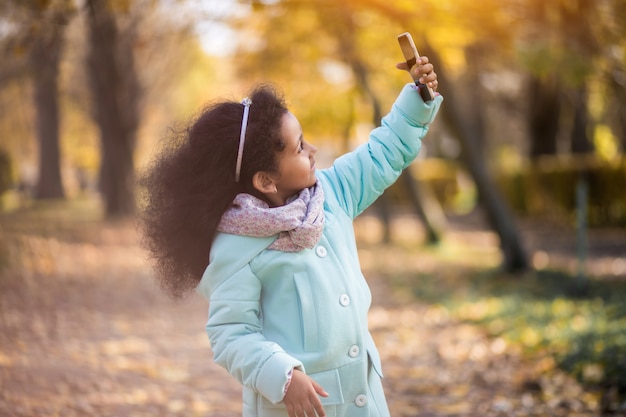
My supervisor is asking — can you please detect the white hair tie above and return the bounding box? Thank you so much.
[235,97,252,182]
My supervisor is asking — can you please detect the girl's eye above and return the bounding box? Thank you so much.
[299,141,304,152]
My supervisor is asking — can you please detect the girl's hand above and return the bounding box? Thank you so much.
[283,369,329,417]
[396,55,438,91]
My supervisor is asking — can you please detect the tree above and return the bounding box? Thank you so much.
[528,74,560,158]
[86,0,140,218]
[31,5,70,199]
[0,0,74,199]
[520,0,624,158]
[427,41,528,271]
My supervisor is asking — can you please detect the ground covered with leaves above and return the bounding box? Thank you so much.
[0,199,624,416]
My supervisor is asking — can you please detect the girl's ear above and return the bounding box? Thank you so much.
[252,171,278,195]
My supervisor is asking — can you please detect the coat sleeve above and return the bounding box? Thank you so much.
[201,264,303,404]
[317,84,443,218]
[197,233,303,405]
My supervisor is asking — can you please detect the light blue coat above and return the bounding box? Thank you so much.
[197,84,443,417]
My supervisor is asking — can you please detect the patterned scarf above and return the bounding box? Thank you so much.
[218,182,325,252]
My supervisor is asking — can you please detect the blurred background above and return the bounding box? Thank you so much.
[0,0,625,416]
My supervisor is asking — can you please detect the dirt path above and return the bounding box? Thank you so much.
[0,210,617,416]
[0,221,241,417]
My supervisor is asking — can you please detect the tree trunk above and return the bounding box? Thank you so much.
[559,0,595,156]
[86,0,138,218]
[401,171,444,244]
[570,85,594,154]
[608,67,626,152]
[425,41,529,272]
[31,23,65,199]
[528,74,560,158]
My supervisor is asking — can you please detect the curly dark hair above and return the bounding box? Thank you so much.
[139,84,289,298]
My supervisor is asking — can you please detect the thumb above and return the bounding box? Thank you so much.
[312,380,329,397]
[396,62,410,71]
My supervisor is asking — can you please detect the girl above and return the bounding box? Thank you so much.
[141,58,442,417]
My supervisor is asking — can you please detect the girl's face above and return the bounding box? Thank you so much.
[271,111,317,205]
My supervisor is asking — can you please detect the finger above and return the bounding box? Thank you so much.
[397,59,423,72]
[303,404,318,417]
[312,381,329,397]
[419,55,430,65]
[396,62,410,71]
[426,71,438,90]
[420,73,432,85]
[314,401,326,417]
[421,80,438,91]
[412,69,428,83]
[417,64,434,80]
[420,71,437,86]
[421,63,434,75]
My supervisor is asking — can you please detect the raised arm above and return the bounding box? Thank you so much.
[317,83,443,218]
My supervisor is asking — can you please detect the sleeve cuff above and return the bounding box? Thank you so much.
[393,83,443,126]
[255,351,304,404]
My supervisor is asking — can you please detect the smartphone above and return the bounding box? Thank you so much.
[397,32,434,102]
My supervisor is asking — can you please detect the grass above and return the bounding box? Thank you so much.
[395,265,626,410]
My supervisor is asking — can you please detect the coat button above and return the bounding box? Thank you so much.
[348,345,360,358]
[355,394,367,407]
[339,294,350,306]
[315,246,327,258]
